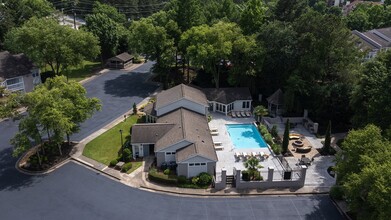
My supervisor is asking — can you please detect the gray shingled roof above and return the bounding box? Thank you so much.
[109,52,134,62]
[0,51,36,80]
[155,84,208,109]
[131,123,174,144]
[267,89,284,105]
[352,27,391,51]
[203,87,252,104]
[141,108,217,162]
[142,102,156,116]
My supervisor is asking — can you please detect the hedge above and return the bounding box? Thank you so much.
[121,162,132,172]
[148,168,177,185]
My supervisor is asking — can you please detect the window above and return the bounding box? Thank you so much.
[201,163,206,166]
[165,152,175,155]
[222,105,226,112]
[6,78,21,85]
[242,101,250,108]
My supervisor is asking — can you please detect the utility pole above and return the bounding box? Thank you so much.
[73,11,76,29]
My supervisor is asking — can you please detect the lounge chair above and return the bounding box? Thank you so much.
[214,141,222,146]
[210,127,218,132]
[214,146,224,151]
[235,152,242,157]
[245,111,251,117]
[231,112,236,118]
[236,112,242,118]
[240,111,246,117]
[210,131,219,136]
[251,152,257,157]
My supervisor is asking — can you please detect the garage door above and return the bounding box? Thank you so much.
[188,162,207,178]
[165,152,176,162]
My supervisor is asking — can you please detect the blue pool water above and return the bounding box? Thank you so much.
[226,124,268,149]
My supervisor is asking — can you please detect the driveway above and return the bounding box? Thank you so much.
[0,162,344,220]
[72,61,159,141]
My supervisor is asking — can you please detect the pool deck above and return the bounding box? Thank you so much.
[208,113,285,176]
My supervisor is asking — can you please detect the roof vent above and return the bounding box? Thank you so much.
[202,140,205,143]
[155,133,158,136]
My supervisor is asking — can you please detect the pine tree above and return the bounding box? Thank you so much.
[282,119,290,154]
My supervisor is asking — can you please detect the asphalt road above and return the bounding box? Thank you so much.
[72,61,159,141]
[0,62,344,220]
[0,162,344,220]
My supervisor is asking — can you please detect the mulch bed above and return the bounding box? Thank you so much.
[19,142,76,172]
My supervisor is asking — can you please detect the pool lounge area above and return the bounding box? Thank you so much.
[208,113,285,176]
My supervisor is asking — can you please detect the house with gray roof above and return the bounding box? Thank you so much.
[352,27,391,60]
[203,87,252,115]
[0,51,41,93]
[267,89,284,117]
[133,84,253,178]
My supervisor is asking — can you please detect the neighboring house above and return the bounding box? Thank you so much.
[0,51,41,93]
[352,27,391,60]
[144,84,209,123]
[132,84,253,178]
[267,89,284,117]
[203,87,252,115]
[106,52,134,69]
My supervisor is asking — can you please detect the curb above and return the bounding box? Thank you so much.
[139,185,330,197]
[70,157,121,181]
[330,197,351,220]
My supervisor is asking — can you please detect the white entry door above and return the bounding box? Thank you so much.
[138,145,143,157]
[188,162,207,177]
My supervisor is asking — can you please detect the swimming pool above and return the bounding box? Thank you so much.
[226,124,268,149]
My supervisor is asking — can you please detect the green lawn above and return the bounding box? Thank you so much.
[41,60,101,82]
[83,115,139,165]
[66,61,101,82]
[127,161,143,174]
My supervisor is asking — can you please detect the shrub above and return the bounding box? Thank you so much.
[177,175,188,184]
[163,168,170,175]
[264,133,273,145]
[148,168,177,185]
[242,170,250,181]
[207,114,212,122]
[330,185,344,200]
[271,125,278,138]
[109,159,118,167]
[197,172,212,186]
[121,162,132,172]
[122,148,132,162]
[258,124,269,136]
[191,177,199,185]
[254,171,263,181]
[272,143,282,155]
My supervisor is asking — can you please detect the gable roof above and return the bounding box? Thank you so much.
[153,108,217,162]
[267,89,284,105]
[203,87,252,104]
[352,27,391,51]
[0,51,36,80]
[143,102,157,116]
[155,84,208,109]
[109,52,134,62]
[131,123,174,144]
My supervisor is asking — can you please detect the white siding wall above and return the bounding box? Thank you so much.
[233,100,252,111]
[157,99,206,116]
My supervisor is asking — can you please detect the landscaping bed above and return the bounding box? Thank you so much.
[148,168,211,189]
[18,142,76,172]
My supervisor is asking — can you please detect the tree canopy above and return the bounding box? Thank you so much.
[335,125,391,219]
[11,76,101,158]
[4,17,100,75]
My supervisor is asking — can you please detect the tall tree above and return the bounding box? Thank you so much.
[243,156,263,180]
[282,119,290,154]
[239,0,268,35]
[180,21,245,88]
[84,13,122,61]
[10,76,101,157]
[322,120,332,154]
[4,17,100,75]
[274,0,308,21]
[92,1,127,24]
[129,17,175,75]
[253,105,268,122]
[351,50,391,130]
[289,10,359,127]
[335,125,391,219]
